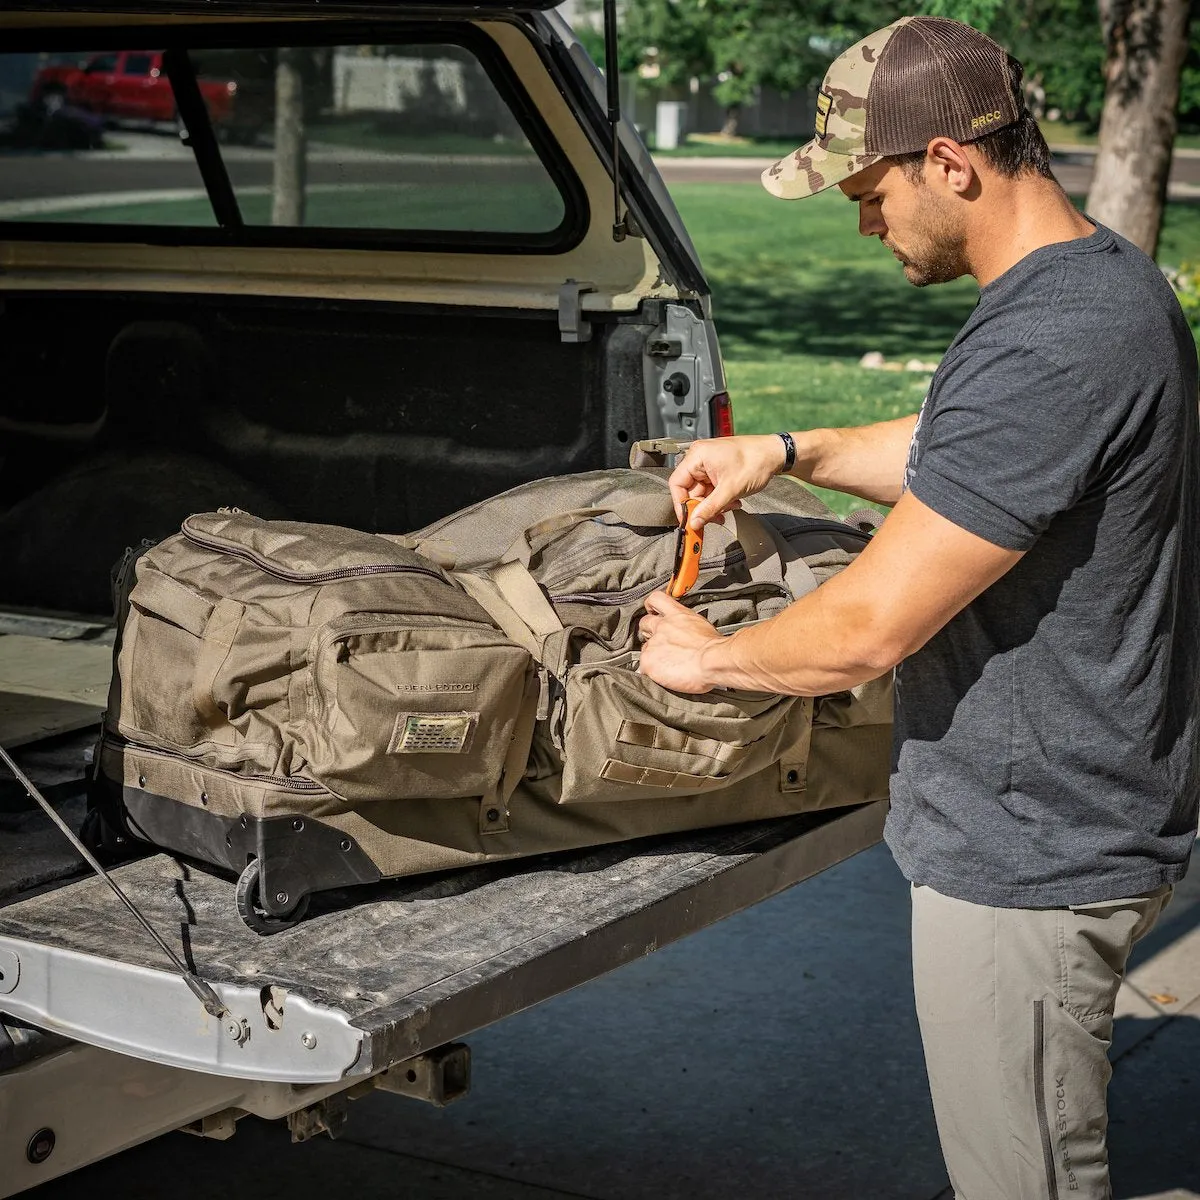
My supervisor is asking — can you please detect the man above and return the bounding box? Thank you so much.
[636,15,1199,1199]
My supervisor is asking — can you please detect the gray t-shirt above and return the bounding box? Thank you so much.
[885,223,1200,908]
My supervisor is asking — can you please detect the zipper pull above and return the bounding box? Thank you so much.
[536,667,552,722]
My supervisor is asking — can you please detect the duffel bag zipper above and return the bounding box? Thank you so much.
[110,735,329,793]
[552,577,791,607]
[542,516,869,602]
[307,612,505,723]
[182,519,446,586]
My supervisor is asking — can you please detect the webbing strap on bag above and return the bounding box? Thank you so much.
[599,758,731,791]
[192,597,244,743]
[453,565,566,720]
[728,509,819,601]
[488,561,565,641]
[452,571,551,662]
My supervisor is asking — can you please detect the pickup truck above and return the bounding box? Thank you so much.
[0,1,887,1194]
[30,49,245,137]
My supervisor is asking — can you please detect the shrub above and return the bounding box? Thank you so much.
[1163,263,1200,343]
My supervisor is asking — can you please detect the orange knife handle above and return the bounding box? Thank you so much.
[667,499,703,599]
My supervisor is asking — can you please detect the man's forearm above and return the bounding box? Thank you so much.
[696,582,895,696]
[787,414,918,505]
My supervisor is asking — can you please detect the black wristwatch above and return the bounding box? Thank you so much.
[777,431,796,473]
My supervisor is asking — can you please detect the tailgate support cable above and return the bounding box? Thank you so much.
[603,0,628,242]
[0,742,231,1022]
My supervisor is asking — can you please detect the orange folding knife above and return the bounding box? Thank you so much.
[667,498,704,599]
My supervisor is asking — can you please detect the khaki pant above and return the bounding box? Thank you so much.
[911,882,1171,1200]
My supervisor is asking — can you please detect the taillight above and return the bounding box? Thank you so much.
[710,391,734,437]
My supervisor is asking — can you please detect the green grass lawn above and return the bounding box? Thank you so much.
[306,118,537,158]
[669,182,1200,513]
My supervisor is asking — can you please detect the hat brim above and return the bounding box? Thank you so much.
[761,138,881,200]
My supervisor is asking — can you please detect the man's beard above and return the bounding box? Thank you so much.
[885,192,968,287]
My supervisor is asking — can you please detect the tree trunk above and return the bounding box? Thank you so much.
[720,105,741,138]
[1086,0,1190,258]
[272,48,307,227]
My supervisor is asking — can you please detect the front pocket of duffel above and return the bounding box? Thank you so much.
[305,619,535,804]
[558,658,800,803]
[117,565,236,753]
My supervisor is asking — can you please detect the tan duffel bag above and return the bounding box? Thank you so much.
[92,469,892,933]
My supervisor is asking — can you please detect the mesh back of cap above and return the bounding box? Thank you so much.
[865,17,1019,156]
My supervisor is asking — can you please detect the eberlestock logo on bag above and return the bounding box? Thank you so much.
[971,110,1002,131]
[396,682,476,693]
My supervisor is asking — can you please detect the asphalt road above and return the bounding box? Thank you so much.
[0,145,548,211]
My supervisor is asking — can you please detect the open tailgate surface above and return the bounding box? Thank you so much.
[0,769,883,1083]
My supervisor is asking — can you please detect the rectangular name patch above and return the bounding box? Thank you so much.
[389,711,478,755]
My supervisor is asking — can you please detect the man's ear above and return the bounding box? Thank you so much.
[925,137,974,195]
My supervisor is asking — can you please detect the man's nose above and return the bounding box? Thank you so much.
[858,203,886,238]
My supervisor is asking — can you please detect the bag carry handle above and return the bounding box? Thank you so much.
[129,569,215,637]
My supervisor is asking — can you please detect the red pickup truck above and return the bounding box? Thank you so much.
[31,49,238,128]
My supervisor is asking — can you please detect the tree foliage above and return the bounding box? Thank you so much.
[612,0,1196,134]
[615,0,896,127]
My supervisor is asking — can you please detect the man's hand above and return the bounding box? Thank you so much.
[669,435,787,530]
[637,590,723,693]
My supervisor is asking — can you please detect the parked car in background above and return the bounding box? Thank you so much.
[30,48,243,134]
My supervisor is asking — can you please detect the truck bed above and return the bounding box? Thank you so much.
[0,721,885,1086]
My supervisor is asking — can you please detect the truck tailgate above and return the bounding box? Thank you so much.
[0,735,884,1085]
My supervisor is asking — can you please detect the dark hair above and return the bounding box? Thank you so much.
[887,55,1054,182]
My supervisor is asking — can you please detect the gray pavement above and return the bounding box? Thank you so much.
[27,839,1200,1200]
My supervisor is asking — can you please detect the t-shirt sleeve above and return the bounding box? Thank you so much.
[907,345,1108,551]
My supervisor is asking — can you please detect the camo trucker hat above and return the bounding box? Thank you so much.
[762,15,1020,200]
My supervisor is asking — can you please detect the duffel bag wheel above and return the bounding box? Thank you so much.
[235,859,310,936]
